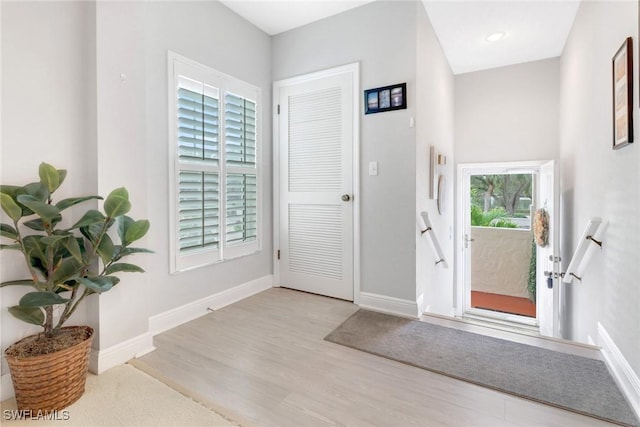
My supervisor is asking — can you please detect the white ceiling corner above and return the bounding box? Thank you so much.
[220,0,581,75]
[421,0,581,75]
[219,0,376,36]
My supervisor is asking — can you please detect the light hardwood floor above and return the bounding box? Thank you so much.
[133,288,617,427]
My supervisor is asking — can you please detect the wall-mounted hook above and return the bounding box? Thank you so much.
[586,235,602,248]
[562,218,604,284]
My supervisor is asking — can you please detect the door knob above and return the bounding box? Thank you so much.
[464,233,475,248]
[341,194,351,202]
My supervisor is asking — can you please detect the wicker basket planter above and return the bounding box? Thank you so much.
[5,326,94,412]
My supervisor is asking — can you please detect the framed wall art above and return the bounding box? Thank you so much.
[612,37,634,149]
[429,146,437,199]
[364,83,406,114]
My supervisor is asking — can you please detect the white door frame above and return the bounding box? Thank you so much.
[272,63,361,304]
[456,160,548,325]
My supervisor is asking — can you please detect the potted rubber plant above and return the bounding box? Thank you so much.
[0,162,151,411]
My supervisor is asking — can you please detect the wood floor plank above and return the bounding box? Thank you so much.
[135,288,617,426]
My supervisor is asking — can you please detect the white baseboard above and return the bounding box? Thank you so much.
[1,275,273,400]
[598,322,640,419]
[416,293,425,315]
[89,332,155,375]
[149,274,273,336]
[358,292,420,319]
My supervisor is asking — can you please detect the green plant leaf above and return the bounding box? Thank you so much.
[105,263,145,275]
[52,258,82,284]
[125,220,150,244]
[8,306,44,326]
[1,193,22,221]
[71,210,105,229]
[104,187,131,218]
[112,246,153,262]
[23,182,49,202]
[97,234,115,264]
[118,215,134,243]
[62,236,83,263]
[0,243,21,250]
[77,276,115,294]
[23,218,46,231]
[0,185,23,198]
[19,291,69,307]
[39,162,61,193]
[58,169,67,185]
[118,247,154,256]
[16,194,61,223]
[1,185,34,216]
[56,195,103,211]
[41,235,68,245]
[0,223,18,240]
[0,279,36,288]
[23,235,46,258]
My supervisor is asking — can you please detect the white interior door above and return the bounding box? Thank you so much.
[537,160,561,338]
[275,67,356,301]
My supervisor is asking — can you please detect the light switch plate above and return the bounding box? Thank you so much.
[369,161,378,176]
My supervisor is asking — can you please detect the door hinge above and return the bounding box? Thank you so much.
[277,104,280,115]
[277,249,280,260]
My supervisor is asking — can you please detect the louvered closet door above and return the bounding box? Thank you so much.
[279,71,354,301]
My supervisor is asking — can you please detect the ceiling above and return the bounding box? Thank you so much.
[220,0,376,36]
[220,0,581,75]
[422,1,581,74]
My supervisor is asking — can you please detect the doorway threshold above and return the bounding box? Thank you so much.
[463,311,539,333]
[420,312,603,360]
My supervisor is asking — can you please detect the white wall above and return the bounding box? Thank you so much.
[0,0,94,373]
[559,1,640,376]
[415,3,455,315]
[272,0,418,301]
[143,1,272,316]
[455,58,560,164]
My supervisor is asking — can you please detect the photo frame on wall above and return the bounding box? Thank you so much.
[429,146,437,199]
[364,83,407,114]
[612,37,634,149]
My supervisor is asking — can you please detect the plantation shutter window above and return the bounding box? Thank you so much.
[226,173,257,244]
[225,93,257,168]
[178,171,219,251]
[170,53,261,272]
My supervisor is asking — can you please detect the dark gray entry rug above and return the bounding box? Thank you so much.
[325,310,639,427]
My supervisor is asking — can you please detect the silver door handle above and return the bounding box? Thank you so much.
[341,194,351,202]
[464,234,475,248]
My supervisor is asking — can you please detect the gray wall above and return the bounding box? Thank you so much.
[455,58,560,164]
[559,0,640,375]
[415,4,455,314]
[1,0,94,367]
[143,1,273,316]
[0,0,272,367]
[272,0,418,300]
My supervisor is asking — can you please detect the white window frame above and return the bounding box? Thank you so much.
[168,51,261,273]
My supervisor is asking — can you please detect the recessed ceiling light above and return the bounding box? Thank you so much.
[486,32,506,42]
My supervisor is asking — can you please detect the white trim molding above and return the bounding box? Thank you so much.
[416,293,425,315]
[89,332,155,375]
[598,322,640,419]
[149,275,273,336]
[1,275,273,400]
[359,292,421,319]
